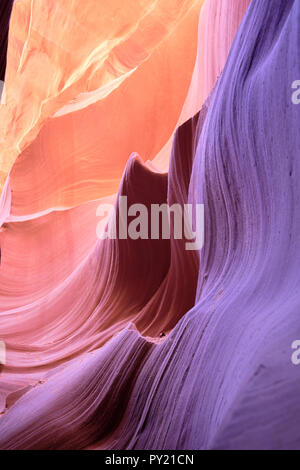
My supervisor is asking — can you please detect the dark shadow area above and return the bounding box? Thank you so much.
[0,0,14,82]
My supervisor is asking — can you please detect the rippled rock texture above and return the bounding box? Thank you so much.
[0,0,299,450]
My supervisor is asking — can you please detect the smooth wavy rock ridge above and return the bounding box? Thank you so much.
[0,0,299,450]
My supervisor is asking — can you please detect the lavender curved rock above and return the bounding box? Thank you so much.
[0,0,300,450]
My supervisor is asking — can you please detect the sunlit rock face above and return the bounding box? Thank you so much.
[1,0,299,450]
